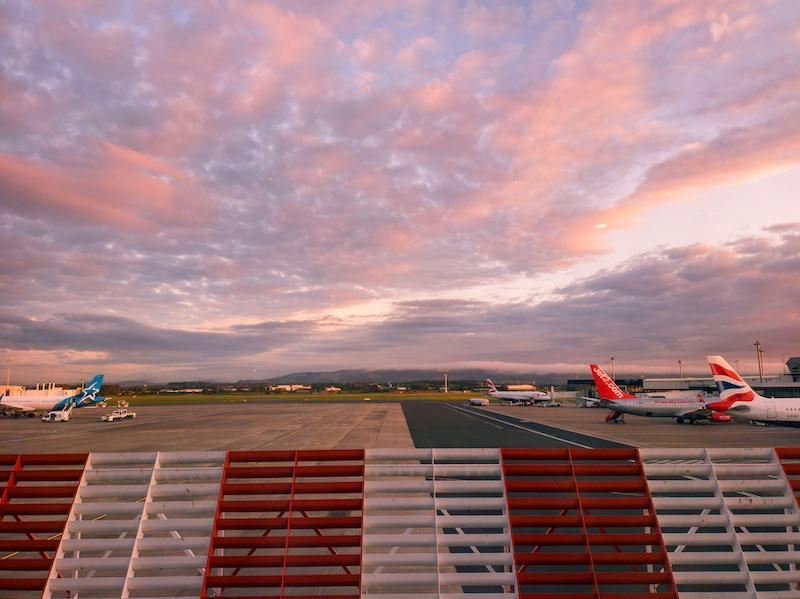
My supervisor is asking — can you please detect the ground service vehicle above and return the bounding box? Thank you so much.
[41,410,71,422]
[102,409,136,422]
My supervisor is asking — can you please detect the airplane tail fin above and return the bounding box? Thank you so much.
[589,364,635,400]
[70,374,105,408]
[486,379,498,392]
[706,356,760,410]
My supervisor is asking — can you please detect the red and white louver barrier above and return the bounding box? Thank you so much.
[3,448,800,597]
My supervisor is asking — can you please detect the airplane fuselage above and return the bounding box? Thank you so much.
[723,397,800,427]
[602,396,708,419]
[0,395,66,413]
[489,390,549,402]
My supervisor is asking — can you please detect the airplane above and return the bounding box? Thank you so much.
[706,355,800,427]
[485,379,550,404]
[0,375,105,417]
[587,364,729,424]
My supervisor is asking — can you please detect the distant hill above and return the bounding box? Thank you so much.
[238,369,570,385]
[115,369,585,389]
[116,380,161,388]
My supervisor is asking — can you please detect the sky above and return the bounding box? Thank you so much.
[1,0,799,382]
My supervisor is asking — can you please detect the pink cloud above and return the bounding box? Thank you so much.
[352,30,394,66]
[0,143,213,231]
[597,114,800,234]
[396,36,438,70]
[240,2,335,70]
[2,0,800,370]
[413,79,455,113]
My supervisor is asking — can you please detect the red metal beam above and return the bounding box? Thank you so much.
[200,451,229,599]
[213,534,361,549]
[19,454,87,465]
[0,454,87,590]
[501,447,678,598]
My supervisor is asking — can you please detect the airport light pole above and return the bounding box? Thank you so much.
[4,353,11,387]
[678,360,683,379]
[610,357,615,381]
[754,340,765,382]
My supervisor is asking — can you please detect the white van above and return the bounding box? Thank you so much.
[42,410,71,422]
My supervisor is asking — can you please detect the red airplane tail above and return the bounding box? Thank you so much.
[589,364,635,401]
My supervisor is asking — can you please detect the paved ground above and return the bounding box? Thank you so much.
[0,402,413,453]
[402,402,626,448]
[5,401,794,454]
[483,404,800,447]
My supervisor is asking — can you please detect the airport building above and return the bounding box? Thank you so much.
[268,384,312,392]
[570,356,800,398]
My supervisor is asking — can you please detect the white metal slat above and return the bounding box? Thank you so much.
[360,447,517,597]
[431,448,516,598]
[41,453,92,599]
[362,450,438,595]
[644,448,800,598]
[699,449,755,596]
[120,450,161,599]
[119,451,224,598]
[725,448,800,592]
[643,448,757,597]
[432,469,443,598]
[43,452,154,598]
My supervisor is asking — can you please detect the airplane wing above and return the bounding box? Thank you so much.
[580,395,611,408]
[675,407,713,419]
[0,400,34,413]
[581,397,615,408]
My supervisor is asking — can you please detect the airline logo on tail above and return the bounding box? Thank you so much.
[589,364,635,401]
[75,375,104,406]
[706,356,756,411]
[485,379,498,392]
[51,375,104,411]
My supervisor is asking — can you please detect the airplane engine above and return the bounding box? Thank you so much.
[711,412,732,423]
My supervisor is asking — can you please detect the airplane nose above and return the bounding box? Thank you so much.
[706,401,728,412]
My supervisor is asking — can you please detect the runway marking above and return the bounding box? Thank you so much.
[447,404,595,449]
[447,405,504,429]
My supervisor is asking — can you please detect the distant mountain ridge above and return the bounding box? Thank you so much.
[240,369,569,385]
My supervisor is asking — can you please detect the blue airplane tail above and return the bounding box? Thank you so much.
[50,375,105,411]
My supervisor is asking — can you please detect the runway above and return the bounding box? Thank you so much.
[402,402,627,448]
[4,400,793,454]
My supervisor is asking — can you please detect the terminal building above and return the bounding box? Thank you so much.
[570,356,800,398]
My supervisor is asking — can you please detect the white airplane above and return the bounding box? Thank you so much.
[706,355,800,427]
[485,379,549,404]
[587,364,729,424]
[0,375,105,417]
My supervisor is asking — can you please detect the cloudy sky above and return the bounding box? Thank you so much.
[1,1,799,382]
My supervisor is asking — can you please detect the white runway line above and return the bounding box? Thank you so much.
[446,404,596,449]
